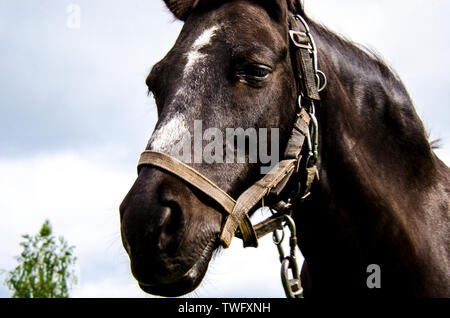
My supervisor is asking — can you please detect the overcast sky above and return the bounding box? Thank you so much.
[0,0,449,298]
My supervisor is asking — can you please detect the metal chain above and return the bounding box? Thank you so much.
[272,213,304,298]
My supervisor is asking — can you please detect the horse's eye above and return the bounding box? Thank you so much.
[236,64,272,86]
[245,65,271,79]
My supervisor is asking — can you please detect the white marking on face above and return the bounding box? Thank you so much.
[148,112,189,154]
[148,26,220,157]
[183,25,219,78]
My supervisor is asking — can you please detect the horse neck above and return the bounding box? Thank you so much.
[311,20,438,220]
[295,20,449,296]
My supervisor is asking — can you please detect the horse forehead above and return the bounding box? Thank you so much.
[166,2,283,74]
[183,25,220,78]
[148,24,221,154]
[177,11,282,78]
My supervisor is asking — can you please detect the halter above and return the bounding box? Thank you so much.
[138,12,326,296]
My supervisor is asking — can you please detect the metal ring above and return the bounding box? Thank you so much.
[316,70,327,92]
[272,228,285,245]
[297,95,302,109]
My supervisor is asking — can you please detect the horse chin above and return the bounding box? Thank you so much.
[137,240,216,297]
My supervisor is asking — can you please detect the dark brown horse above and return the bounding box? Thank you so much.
[120,0,450,297]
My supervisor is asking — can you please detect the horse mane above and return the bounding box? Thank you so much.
[306,17,440,190]
[164,0,305,20]
[309,18,402,83]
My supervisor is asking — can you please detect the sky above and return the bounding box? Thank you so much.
[0,0,448,298]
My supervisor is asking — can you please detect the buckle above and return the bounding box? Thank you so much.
[289,30,313,50]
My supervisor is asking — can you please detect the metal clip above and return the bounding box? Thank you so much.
[309,109,319,163]
[272,215,304,298]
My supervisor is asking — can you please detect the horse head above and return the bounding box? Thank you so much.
[120,0,302,296]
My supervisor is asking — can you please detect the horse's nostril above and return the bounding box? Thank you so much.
[158,201,184,251]
[161,201,183,234]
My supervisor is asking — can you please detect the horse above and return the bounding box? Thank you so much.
[120,0,450,297]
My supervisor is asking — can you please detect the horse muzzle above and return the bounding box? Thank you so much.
[119,166,221,296]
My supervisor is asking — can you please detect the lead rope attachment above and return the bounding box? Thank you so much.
[271,210,303,298]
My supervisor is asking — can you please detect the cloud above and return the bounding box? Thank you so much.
[0,1,182,157]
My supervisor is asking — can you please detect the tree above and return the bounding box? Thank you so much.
[4,220,77,298]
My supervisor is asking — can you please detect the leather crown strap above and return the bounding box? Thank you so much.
[137,13,321,248]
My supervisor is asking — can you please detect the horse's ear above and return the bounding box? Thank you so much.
[163,0,305,21]
[163,0,200,21]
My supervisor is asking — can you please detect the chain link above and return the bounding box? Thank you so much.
[272,213,304,298]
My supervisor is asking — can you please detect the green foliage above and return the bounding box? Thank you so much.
[4,220,77,298]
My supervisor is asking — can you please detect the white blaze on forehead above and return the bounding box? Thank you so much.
[148,113,189,153]
[149,26,220,155]
[183,25,219,77]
